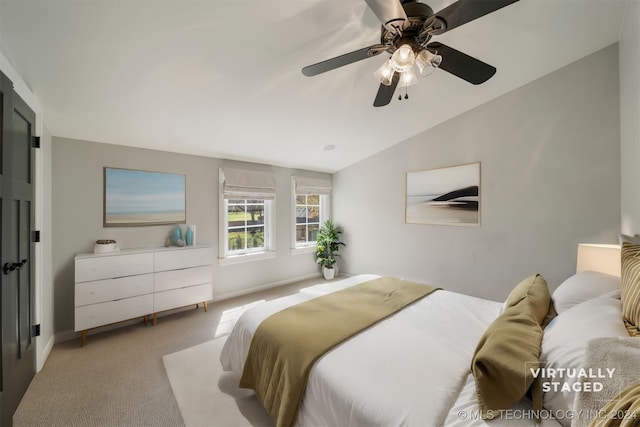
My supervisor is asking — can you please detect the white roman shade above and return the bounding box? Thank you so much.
[221,168,277,200]
[294,176,332,196]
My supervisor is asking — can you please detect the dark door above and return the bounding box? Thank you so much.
[0,70,36,426]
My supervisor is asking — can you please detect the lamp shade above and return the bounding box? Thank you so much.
[389,44,415,73]
[576,243,621,277]
[374,60,395,86]
[399,67,418,87]
[416,49,442,77]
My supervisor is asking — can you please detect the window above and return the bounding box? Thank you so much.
[226,199,267,254]
[219,168,276,263]
[292,176,331,250]
[295,194,321,246]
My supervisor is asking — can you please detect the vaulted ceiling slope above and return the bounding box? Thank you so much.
[0,0,627,173]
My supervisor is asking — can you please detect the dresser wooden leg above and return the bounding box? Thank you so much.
[81,330,88,347]
[152,313,158,326]
[203,301,208,312]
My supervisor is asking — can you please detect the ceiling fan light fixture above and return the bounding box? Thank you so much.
[415,49,442,77]
[302,0,518,107]
[374,59,395,86]
[389,44,415,72]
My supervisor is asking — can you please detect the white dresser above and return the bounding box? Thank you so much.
[74,245,213,345]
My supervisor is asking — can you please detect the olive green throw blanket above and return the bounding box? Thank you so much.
[239,277,439,427]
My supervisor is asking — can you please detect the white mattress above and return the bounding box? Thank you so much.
[220,274,562,426]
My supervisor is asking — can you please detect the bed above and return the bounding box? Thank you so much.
[220,243,638,427]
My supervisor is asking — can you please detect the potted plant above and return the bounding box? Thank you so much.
[316,220,345,280]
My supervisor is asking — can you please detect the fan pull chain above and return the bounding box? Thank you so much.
[398,87,409,101]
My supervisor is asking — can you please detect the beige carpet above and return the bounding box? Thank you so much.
[163,337,273,427]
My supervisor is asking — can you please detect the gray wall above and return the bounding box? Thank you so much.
[333,45,621,302]
[620,0,640,235]
[52,138,329,339]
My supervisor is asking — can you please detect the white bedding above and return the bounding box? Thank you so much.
[220,274,562,426]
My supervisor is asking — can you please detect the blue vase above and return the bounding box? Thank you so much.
[185,226,193,246]
[170,225,182,245]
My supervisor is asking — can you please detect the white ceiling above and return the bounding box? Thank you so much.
[0,0,628,173]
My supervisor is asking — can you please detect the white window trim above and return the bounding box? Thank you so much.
[218,249,276,266]
[219,169,276,265]
[291,177,330,254]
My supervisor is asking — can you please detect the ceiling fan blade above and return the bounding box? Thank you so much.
[432,0,519,34]
[365,0,407,32]
[373,72,400,107]
[302,45,384,77]
[428,42,496,85]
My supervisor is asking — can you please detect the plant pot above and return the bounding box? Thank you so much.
[323,266,335,280]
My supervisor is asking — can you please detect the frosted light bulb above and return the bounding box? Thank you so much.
[389,44,415,73]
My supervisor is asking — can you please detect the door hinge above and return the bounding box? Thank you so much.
[33,230,41,243]
[32,324,41,337]
[32,136,40,148]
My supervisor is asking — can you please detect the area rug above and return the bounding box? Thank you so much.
[163,337,273,427]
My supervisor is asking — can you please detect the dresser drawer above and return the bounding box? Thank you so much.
[154,266,211,292]
[75,273,154,307]
[154,247,212,272]
[154,283,212,312]
[75,294,153,331]
[75,252,154,283]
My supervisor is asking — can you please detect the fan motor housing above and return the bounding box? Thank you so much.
[380,1,435,52]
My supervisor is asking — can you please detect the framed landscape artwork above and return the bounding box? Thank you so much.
[103,167,186,227]
[405,162,480,226]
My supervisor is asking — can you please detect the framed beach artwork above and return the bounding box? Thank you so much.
[405,162,480,226]
[103,167,186,227]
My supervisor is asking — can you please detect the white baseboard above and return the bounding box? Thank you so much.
[36,335,55,372]
[212,273,322,302]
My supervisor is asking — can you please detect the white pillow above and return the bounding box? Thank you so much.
[552,271,620,313]
[540,291,628,427]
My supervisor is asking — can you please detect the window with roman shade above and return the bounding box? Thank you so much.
[292,176,332,250]
[220,168,277,261]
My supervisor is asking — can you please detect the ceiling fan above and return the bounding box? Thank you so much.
[301,0,520,107]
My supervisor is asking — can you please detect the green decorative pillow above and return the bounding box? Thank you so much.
[621,242,640,333]
[471,274,555,419]
[505,274,557,327]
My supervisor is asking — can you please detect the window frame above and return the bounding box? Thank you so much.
[219,169,276,265]
[291,177,330,253]
[225,198,268,256]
